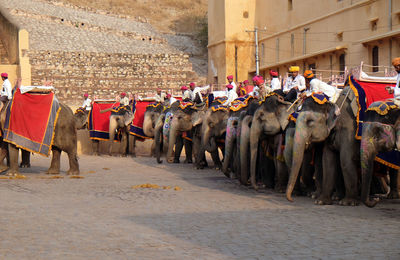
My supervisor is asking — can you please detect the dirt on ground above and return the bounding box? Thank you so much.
[0,152,399,259]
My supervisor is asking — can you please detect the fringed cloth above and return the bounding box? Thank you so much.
[129,100,153,140]
[88,101,119,141]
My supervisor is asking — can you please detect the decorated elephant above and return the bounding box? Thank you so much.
[5,102,88,175]
[143,102,164,156]
[198,106,229,170]
[285,94,339,203]
[248,93,294,190]
[222,96,257,179]
[167,102,206,164]
[360,101,400,207]
[108,107,134,156]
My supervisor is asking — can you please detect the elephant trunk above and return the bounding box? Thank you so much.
[240,116,252,185]
[360,128,379,207]
[286,120,310,202]
[202,128,216,152]
[222,118,236,177]
[249,121,262,190]
[154,119,164,164]
[167,119,178,163]
[143,113,155,137]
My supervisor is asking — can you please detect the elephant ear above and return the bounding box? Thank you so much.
[192,111,204,127]
[326,103,339,132]
[275,101,292,131]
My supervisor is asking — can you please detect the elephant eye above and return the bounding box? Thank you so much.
[209,122,215,128]
[307,119,314,127]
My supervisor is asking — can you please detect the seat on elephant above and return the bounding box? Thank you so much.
[88,100,119,141]
[3,88,60,156]
[129,100,154,140]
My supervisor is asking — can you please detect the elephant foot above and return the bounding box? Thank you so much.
[338,198,359,206]
[67,169,79,175]
[92,152,99,156]
[167,157,174,163]
[311,191,321,200]
[19,162,31,168]
[228,172,236,179]
[173,158,180,164]
[315,196,333,205]
[184,159,192,164]
[131,153,136,158]
[0,164,9,173]
[46,169,60,175]
[387,190,400,199]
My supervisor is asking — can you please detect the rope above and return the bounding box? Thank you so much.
[338,87,351,112]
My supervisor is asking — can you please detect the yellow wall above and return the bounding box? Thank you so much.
[209,0,400,83]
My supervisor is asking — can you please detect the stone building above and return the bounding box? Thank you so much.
[208,0,400,86]
[0,0,199,105]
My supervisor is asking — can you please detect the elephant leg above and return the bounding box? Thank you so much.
[184,139,192,163]
[338,145,359,206]
[0,141,8,172]
[222,121,235,176]
[129,134,135,157]
[174,135,184,163]
[20,150,31,168]
[312,143,323,199]
[274,135,288,193]
[211,150,222,170]
[92,140,100,156]
[66,150,79,175]
[47,147,62,175]
[315,145,337,205]
[7,144,19,174]
[388,168,400,199]
[300,149,314,196]
[150,140,156,157]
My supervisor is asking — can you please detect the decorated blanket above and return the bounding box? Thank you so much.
[3,89,61,156]
[88,101,119,141]
[129,100,153,140]
[230,95,253,111]
[348,76,398,169]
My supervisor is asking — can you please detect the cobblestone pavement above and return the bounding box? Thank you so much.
[0,154,399,259]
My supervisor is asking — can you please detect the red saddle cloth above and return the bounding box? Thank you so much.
[129,100,153,139]
[3,89,61,156]
[88,101,119,140]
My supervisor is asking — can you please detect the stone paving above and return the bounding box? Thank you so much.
[0,153,399,259]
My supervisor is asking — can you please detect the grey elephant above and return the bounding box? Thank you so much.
[198,106,229,170]
[108,108,134,156]
[248,93,294,190]
[360,101,400,207]
[167,103,206,165]
[143,102,164,156]
[5,103,88,175]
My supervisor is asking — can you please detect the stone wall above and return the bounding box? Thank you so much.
[27,50,197,105]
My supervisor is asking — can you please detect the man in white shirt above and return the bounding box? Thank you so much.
[1,72,12,103]
[283,66,306,102]
[119,92,130,106]
[154,88,166,103]
[190,82,209,104]
[251,75,264,98]
[227,75,237,94]
[181,85,191,101]
[223,84,238,106]
[388,57,400,105]
[303,70,339,102]
[82,93,92,112]
[269,70,281,92]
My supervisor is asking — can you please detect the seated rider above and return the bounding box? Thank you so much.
[181,85,191,102]
[278,66,305,102]
[387,57,400,106]
[190,82,209,104]
[82,93,92,113]
[301,70,339,102]
[154,88,166,103]
[223,84,238,106]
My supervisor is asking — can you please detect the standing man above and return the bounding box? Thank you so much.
[82,93,92,112]
[227,75,237,94]
[1,72,12,103]
[282,66,306,102]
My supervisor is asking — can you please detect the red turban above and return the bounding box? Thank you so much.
[226,84,233,89]
[227,75,233,80]
[121,92,127,97]
[180,85,188,90]
[84,93,89,98]
[189,82,195,87]
[269,70,278,77]
[243,80,249,84]
[1,73,8,78]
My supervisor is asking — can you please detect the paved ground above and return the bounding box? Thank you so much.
[0,153,399,259]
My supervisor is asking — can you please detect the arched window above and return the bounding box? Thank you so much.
[372,46,379,72]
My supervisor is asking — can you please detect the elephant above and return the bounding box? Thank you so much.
[198,107,229,170]
[108,109,134,156]
[167,103,207,164]
[248,93,294,190]
[222,97,257,179]
[285,95,339,203]
[154,101,192,164]
[143,102,164,156]
[7,103,88,175]
[360,102,400,207]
